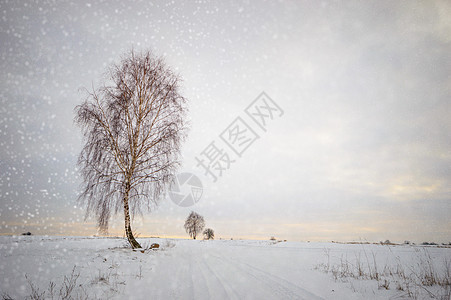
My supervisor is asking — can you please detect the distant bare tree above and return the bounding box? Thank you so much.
[203,228,214,240]
[184,211,205,240]
[75,49,187,248]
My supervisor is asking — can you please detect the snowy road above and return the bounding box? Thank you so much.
[143,240,324,300]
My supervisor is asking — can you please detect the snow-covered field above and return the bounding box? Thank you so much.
[0,236,450,299]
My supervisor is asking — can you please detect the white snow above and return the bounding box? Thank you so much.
[0,236,450,299]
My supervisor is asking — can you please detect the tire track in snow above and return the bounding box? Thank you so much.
[199,251,241,299]
[189,248,224,299]
[234,259,324,300]
[165,249,195,300]
[209,251,324,300]
[212,253,301,300]
[184,246,200,299]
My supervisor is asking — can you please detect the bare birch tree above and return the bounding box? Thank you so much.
[184,211,205,240]
[75,49,187,248]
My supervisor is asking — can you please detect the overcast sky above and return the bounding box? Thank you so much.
[1,0,450,243]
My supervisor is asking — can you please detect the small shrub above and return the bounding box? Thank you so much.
[91,269,110,285]
[203,228,215,240]
[378,279,390,290]
[1,293,13,300]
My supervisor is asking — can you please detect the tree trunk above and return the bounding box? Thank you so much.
[123,189,141,249]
